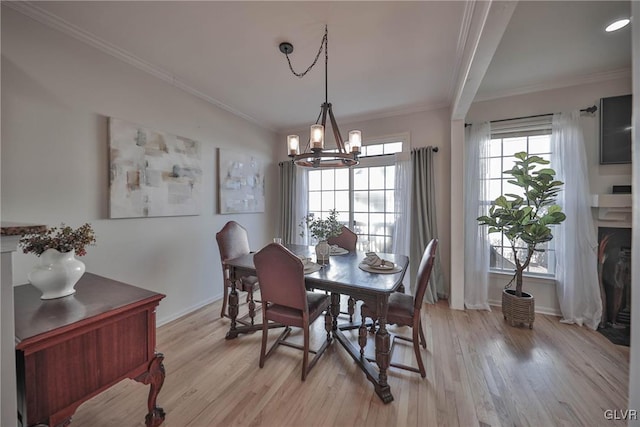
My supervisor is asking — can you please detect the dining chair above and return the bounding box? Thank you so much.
[254,243,331,381]
[216,221,260,323]
[359,239,438,378]
[327,225,358,251]
[328,226,358,322]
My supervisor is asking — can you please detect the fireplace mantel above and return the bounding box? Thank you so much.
[591,194,632,222]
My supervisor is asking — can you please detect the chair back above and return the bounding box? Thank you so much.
[254,243,307,313]
[327,226,358,252]
[413,239,438,311]
[216,221,251,262]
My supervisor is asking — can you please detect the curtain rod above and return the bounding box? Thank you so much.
[464,105,598,127]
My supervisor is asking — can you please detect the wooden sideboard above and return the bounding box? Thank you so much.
[14,273,166,427]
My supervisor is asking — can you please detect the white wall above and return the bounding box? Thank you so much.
[1,8,279,324]
[278,108,452,294]
[467,76,632,314]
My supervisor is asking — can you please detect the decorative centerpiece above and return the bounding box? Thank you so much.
[19,223,96,299]
[477,152,566,328]
[300,209,342,264]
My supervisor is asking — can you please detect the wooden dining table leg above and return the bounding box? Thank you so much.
[374,296,393,403]
[330,293,341,332]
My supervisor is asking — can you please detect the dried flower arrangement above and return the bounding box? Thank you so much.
[19,223,96,257]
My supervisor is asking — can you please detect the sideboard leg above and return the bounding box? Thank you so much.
[134,353,166,427]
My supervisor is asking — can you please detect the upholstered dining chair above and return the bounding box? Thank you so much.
[254,243,331,381]
[327,226,358,251]
[216,221,260,323]
[327,226,359,322]
[359,239,438,378]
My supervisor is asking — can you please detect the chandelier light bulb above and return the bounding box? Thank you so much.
[310,125,324,149]
[287,135,300,155]
[349,130,362,153]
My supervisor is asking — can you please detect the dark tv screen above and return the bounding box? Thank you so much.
[600,94,632,164]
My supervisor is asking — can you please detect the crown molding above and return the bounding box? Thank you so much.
[4,1,274,131]
[474,67,632,102]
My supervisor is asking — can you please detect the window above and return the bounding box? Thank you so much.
[485,129,556,276]
[307,138,405,253]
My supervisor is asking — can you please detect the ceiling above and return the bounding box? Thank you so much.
[21,1,633,132]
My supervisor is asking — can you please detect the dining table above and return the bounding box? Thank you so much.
[222,243,409,404]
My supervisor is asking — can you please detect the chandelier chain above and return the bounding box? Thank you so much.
[284,27,328,78]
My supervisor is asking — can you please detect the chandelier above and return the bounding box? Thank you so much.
[280,26,361,168]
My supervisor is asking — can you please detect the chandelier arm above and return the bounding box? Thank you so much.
[320,103,329,130]
[283,28,327,79]
[328,104,346,153]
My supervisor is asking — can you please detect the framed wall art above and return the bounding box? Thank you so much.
[109,118,202,218]
[218,148,265,214]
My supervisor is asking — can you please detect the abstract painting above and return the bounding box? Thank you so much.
[218,149,265,214]
[109,118,202,218]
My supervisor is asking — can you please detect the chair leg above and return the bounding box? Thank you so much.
[302,317,310,381]
[220,281,229,318]
[413,318,426,378]
[248,289,256,325]
[419,321,427,349]
[259,304,268,368]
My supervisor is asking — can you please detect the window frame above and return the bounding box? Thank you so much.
[306,133,409,253]
[485,127,557,279]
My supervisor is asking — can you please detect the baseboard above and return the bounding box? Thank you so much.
[157,292,223,327]
[488,299,561,317]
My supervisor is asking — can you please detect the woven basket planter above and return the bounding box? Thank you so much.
[502,289,535,329]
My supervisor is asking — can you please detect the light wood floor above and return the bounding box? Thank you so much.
[71,296,629,427]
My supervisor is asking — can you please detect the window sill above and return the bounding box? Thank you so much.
[489,270,556,284]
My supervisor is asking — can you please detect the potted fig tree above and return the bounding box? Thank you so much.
[477,152,566,328]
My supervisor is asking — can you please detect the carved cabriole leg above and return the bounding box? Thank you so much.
[330,293,340,332]
[134,353,166,427]
[226,278,240,339]
[347,297,356,323]
[375,296,393,403]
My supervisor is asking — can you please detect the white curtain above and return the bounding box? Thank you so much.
[551,111,602,330]
[293,166,308,245]
[393,153,412,292]
[464,122,491,310]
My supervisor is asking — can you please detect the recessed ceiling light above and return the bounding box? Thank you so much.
[605,18,630,32]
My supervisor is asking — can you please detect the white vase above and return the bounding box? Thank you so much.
[315,240,330,265]
[28,249,86,300]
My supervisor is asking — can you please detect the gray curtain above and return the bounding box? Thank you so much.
[278,161,297,244]
[411,146,446,303]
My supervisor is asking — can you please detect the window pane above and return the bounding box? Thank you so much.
[353,191,368,212]
[383,142,403,154]
[528,135,551,154]
[335,190,349,211]
[366,144,384,156]
[322,169,335,191]
[309,170,322,191]
[502,137,527,156]
[385,214,396,235]
[488,179,502,200]
[489,158,503,179]
[385,190,395,212]
[321,191,335,211]
[354,213,369,235]
[369,191,385,213]
[504,180,524,198]
[369,167,385,189]
[370,235,387,253]
[369,213,385,235]
[385,165,395,188]
[489,139,502,157]
[335,168,349,190]
[354,168,368,190]
[308,191,322,211]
